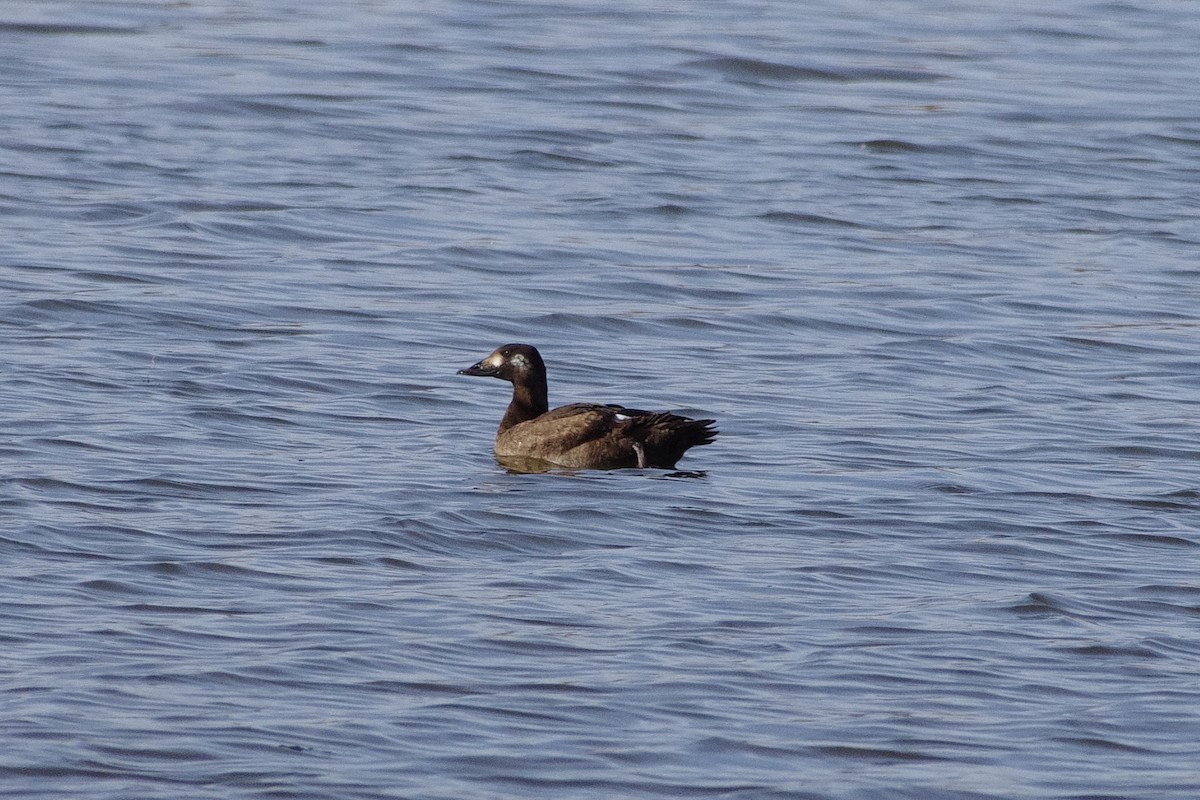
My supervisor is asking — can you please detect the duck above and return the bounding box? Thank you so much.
[458,343,717,470]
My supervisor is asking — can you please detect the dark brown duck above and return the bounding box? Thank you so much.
[458,344,717,470]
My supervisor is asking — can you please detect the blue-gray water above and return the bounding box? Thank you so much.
[3,1,1199,798]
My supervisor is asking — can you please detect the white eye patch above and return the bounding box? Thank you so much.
[487,353,505,368]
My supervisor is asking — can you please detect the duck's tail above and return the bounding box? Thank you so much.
[627,411,717,469]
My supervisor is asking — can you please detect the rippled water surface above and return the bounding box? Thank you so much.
[3,1,1200,798]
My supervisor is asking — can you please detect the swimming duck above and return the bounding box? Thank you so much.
[458,343,717,470]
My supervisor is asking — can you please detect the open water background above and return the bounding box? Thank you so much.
[3,1,1200,798]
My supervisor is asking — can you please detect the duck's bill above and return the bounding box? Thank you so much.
[458,360,498,377]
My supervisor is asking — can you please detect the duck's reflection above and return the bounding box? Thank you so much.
[496,454,707,479]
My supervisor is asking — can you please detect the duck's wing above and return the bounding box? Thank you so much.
[532,403,716,455]
[498,403,716,470]
[510,403,633,446]
[497,403,643,468]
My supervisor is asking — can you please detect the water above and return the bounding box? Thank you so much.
[3,1,1199,797]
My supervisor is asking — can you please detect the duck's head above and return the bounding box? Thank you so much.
[458,343,545,384]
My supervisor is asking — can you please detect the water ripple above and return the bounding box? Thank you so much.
[3,0,1200,798]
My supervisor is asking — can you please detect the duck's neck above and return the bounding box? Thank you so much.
[499,375,548,432]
